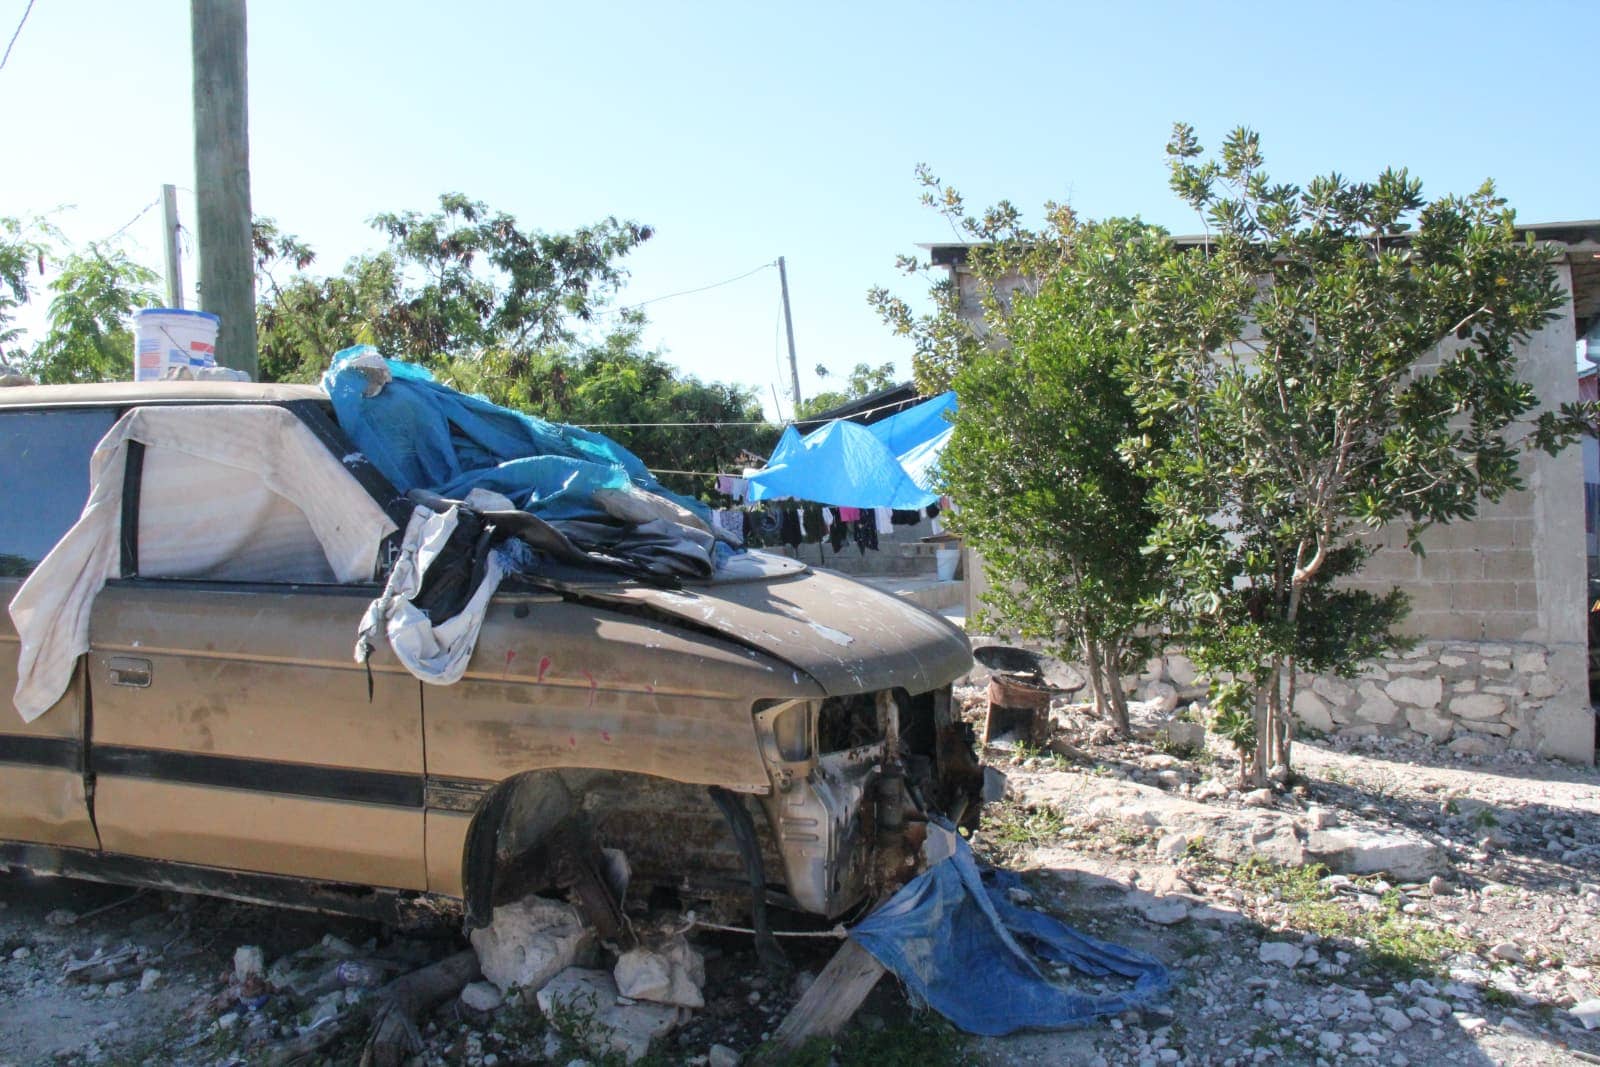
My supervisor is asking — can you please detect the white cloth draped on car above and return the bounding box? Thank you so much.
[354,502,507,687]
[8,405,398,723]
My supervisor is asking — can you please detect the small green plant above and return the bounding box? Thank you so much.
[983,802,1070,851]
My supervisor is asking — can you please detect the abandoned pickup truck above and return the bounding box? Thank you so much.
[0,377,981,935]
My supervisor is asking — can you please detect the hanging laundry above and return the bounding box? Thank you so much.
[802,503,826,544]
[712,508,745,545]
[874,507,894,535]
[892,508,922,526]
[851,517,879,555]
[716,474,748,501]
[821,506,834,527]
[838,506,863,522]
[829,519,849,554]
[779,508,803,549]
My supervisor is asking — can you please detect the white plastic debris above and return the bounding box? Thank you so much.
[233,945,265,983]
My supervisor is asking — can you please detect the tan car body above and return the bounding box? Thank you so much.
[0,382,975,926]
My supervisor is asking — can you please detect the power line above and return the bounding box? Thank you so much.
[617,260,775,312]
[0,0,36,73]
[570,393,931,430]
[98,198,161,247]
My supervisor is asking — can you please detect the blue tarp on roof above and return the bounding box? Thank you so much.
[744,391,955,508]
[323,346,708,526]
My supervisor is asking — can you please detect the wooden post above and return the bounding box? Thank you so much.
[160,184,183,309]
[756,938,886,1062]
[778,256,801,411]
[191,0,257,377]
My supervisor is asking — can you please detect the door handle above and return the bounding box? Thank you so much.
[107,656,152,688]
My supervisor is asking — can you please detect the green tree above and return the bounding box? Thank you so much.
[874,171,1173,733]
[254,194,652,382]
[0,215,54,361]
[1132,125,1593,784]
[796,360,900,418]
[25,246,159,383]
[440,317,776,498]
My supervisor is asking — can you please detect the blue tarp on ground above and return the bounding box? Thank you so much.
[744,391,955,508]
[323,346,710,527]
[849,829,1172,1036]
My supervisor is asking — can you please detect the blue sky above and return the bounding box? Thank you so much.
[3,0,1596,415]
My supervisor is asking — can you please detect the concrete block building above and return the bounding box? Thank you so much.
[930,222,1600,763]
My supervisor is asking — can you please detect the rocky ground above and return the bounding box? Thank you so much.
[1,695,1597,1067]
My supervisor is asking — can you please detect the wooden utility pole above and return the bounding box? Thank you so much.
[160,184,183,308]
[191,0,256,377]
[777,256,801,411]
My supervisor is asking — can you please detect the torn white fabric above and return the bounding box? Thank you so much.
[9,405,398,722]
[355,505,505,686]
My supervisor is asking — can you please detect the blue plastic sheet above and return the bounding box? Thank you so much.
[745,392,955,508]
[322,347,709,526]
[745,419,938,509]
[849,831,1171,1036]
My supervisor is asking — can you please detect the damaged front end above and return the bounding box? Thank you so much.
[752,685,987,917]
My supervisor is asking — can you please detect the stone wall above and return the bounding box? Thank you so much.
[1133,644,1575,761]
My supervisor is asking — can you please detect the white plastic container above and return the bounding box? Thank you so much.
[133,308,220,381]
[935,548,960,582]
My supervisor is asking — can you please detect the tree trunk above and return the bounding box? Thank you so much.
[1247,676,1270,788]
[1100,643,1131,737]
[1082,635,1109,723]
[1281,658,1296,770]
[360,950,481,1067]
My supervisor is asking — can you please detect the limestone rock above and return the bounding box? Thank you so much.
[1292,689,1334,732]
[1258,942,1302,967]
[1137,898,1190,926]
[613,934,705,1008]
[1513,650,1547,675]
[1385,675,1442,709]
[1571,998,1600,1030]
[1447,735,1500,758]
[1450,694,1506,720]
[1354,682,1399,725]
[537,967,680,1064]
[1166,654,1198,687]
[1304,828,1444,881]
[708,1045,741,1067]
[1405,706,1453,743]
[1311,675,1354,706]
[461,981,506,1013]
[471,897,596,994]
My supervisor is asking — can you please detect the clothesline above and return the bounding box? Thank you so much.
[572,393,936,430]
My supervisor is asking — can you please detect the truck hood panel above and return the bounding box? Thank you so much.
[600,567,972,695]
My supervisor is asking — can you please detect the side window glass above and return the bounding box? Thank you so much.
[137,446,338,583]
[0,408,119,578]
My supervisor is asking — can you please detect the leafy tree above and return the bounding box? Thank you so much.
[797,360,899,418]
[439,317,776,497]
[25,246,159,383]
[254,194,652,382]
[1131,125,1592,784]
[873,168,1174,733]
[0,215,54,361]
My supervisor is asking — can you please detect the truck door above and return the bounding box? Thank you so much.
[84,423,427,890]
[0,406,115,852]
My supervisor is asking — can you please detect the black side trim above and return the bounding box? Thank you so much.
[0,734,83,772]
[90,745,424,808]
[119,440,144,577]
[0,842,459,926]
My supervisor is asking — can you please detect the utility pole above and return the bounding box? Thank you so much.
[191,0,256,377]
[160,184,183,308]
[777,256,801,411]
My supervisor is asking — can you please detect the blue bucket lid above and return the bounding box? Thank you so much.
[134,308,221,323]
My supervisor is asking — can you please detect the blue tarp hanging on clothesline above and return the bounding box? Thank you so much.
[745,391,956,508]
[849,828,1172,1036]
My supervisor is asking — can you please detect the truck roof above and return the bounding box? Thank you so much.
[0,380,325,408]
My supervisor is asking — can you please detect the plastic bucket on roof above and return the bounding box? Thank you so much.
[936,548,960,581]
[133,308,220,381]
